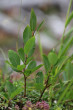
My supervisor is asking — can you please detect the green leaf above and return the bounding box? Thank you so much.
[6,81,23,100]
[63,61,73,81]
[1,93,9,101]
[6,60,14,68]
[69,54,73,61]
[43,54,50,73]
[32,64,43,72]
[10,87,23,99]
[17,64,25,71]
[1,92,9,101]
[28,45,35,57]
[24,61,36,77]
[58,36,73,58]
[6,60,19,72]
[65,11,73,28]
[35,71,44,90]
[56,107,62,110]
[18,48,25,62]
[30,9,37,31]
[24,64,43,77]
[37,20,44,31]
[64,89,73,101]
[6,81,16,97]
[55,56,68,77]
[64,27,73,37]
[23,25,32,44]
[27,61,36,69]
[8,50,20,68]
[26,57,34,65]
[24,36,35,55]
[48,52,58,65]
[24,69,32,77]
[57,78,73,105]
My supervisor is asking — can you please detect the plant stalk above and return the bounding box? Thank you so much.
[23,74,27,97]
[23,56,27,97]
[61,0,72,43]
[38,75,51,101]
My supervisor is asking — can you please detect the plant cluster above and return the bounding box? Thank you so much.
[0,0,73,109]
[15,100,49,110]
